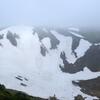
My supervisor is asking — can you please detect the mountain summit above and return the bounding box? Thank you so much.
[0,26,100,100]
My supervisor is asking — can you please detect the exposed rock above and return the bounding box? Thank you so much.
[24,78,28,81]
[71,36,80,58]
[56,28,82,57]
[6,31,19,46]
[74,95,86,100]
[15,76,23,81]
[15,75,29,82]
[78,28,100,43]
[33,27,60,49]
[17,75,22,78]
[0,34,4,39]
[40,44,48,56]
[60,45,100,73]
[72,77,100,98]
[0,43,3,47]
[20,83,27,87]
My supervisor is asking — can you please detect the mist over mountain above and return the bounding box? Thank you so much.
[0,26,99,100]
[0,0,100,28]
[0,0,100,100]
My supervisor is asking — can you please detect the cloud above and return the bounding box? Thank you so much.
[0,0,100,28]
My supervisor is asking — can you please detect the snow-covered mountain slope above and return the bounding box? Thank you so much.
[0,26,100,100]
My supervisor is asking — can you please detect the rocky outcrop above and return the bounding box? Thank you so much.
[7,31,19,46]
[33,27,60,49]
[60,45,100,73]
[72,77,100,98]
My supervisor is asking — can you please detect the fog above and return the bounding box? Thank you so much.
[0,0,100,28]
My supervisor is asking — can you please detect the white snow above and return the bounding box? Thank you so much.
[51,30,77,63]
[75,39,92,58]
[0,26,99,100]
[41,37,51,50]
[69,31,84,38]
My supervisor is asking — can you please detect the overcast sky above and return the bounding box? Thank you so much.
[0,0,100,28]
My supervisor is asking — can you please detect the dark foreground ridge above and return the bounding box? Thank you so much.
[0,84,86,100]
[0,84,59,100]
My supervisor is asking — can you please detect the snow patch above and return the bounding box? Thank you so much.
[75,39,91,58]
[70,31,84,38]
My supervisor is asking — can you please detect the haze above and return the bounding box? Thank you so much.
[0,0,100,28]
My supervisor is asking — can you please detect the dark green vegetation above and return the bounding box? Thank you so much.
[0,83,87,100]
[74,95,86,100]
[0,84,46,100]
[0,84,58,100]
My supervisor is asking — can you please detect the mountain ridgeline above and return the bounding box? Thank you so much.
[0,26,100,100]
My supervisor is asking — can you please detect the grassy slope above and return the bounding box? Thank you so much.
[0,84,59,100]
[0,84,47,100]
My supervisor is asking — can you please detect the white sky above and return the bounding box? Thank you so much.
[0,0,100,28]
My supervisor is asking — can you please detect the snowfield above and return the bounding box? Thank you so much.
[0,26,99,100]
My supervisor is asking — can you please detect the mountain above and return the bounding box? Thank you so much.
[0,25,100,100]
